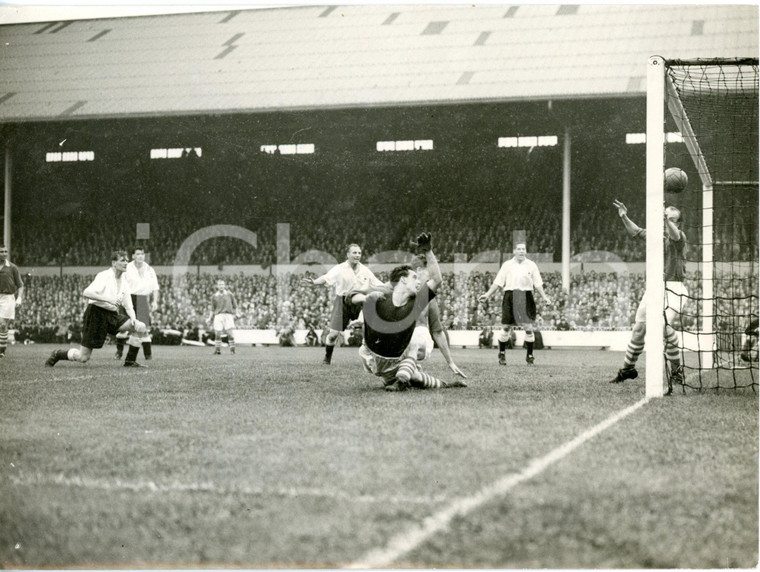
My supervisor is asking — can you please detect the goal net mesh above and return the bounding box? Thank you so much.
[665,58,758,391]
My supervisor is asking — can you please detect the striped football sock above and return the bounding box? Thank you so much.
[665,327,681,363]
[623,338,645,368]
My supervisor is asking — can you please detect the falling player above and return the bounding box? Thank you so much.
[0,245,23,359]
[303,243,384,365]
[115,247,160,365]
[45,250,147,367]
[478,242,551,366]
[349,232,466,391]
[608,200,687,394]
[410,253,466,378]
[209,279,238,355]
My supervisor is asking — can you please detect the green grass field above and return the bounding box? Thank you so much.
[1,344,757,569]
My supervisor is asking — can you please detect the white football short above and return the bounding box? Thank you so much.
[635,281,688,324]
[213,313,236,332]
[359,343,420,386]
[0,294,16,320]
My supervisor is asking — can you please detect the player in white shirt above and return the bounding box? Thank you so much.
[303,243,384,365]
[479,242,551,366]
[45,250,148,367]
[115,247,160,365]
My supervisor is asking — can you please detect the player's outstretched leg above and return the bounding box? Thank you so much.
[610,323,644,383]
[45,347,92,367]
[389,358,467,390]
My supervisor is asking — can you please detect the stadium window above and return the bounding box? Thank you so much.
[150,147,203,159]
[46,150,94,163]
[498,135,557,148]
[375,139,434,152]
[538,135,558,146]
[259,143,315,155]
[625,132,682,144]
[498,137,518,148]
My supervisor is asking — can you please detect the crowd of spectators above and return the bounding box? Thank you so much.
[13,270,757,344]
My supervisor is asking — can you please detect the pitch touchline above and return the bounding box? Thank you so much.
[344,397,651,569]
[8,472,446,506]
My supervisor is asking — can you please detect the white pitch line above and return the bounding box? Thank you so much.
[8,472,446,506]
[344,397,651,569]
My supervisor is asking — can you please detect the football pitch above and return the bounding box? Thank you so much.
[1,344,757,569]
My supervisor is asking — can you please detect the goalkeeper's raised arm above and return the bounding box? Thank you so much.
[414,232,442,293]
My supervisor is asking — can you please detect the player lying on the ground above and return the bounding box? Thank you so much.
[348,232,467,392]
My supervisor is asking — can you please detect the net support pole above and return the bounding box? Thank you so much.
[701,184,714,368]
[3,145,11,254]
[561,128,571,291]
[645,56,666,398]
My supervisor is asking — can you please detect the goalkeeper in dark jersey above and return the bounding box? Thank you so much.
[348,233,467,392]
[609,200,687,394]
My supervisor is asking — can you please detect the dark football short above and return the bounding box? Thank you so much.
[132,294,152,326]
[501,290,536,325]
[81,304,130,349]
[329,295,363,332]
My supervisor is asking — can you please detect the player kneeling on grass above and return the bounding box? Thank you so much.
[348,233,467,392]
[46,250,148,368]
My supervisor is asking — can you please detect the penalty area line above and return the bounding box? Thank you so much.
[344,396,651,569]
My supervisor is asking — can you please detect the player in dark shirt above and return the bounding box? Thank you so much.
[609,200,688,394]
[0,245,24,359]
[349,233,466,392]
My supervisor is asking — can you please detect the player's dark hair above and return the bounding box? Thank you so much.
[346,243,361,254]
[390,264,413,285]
[132,246,145,254]
[111,250,128,261]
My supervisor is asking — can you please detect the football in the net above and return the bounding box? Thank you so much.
[664,167,688,194]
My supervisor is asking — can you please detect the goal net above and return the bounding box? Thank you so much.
[648,57,759,395]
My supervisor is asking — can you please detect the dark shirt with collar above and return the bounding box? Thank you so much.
[0,260,23,295]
